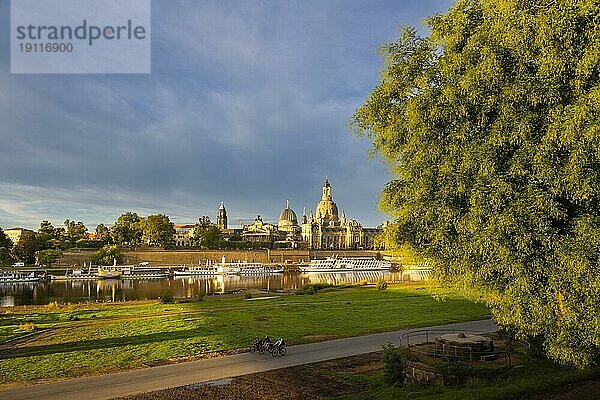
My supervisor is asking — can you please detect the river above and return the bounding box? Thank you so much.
[0,271,407,306]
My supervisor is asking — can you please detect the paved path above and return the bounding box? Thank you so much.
[1,319,497,400]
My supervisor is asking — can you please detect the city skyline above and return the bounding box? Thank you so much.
[0,0,454,229]
[2,176,383,230]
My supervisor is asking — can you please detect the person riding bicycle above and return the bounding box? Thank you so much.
[274,337,285,349]
[262,336,272,346]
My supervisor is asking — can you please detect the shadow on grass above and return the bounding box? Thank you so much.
[0,329,201,359]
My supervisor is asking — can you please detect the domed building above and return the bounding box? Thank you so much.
[301,178,382,249]
[278,200,298,233]
[315,178,339,225]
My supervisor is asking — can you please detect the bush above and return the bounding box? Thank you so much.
[381,342,404,386]
[45,301,61,310]
[194,290,206,301]
[19,321,36,331]
[160,291,174,304]
[298,283,333,295]
[376,279,388,290]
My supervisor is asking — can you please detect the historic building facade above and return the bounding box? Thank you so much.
[301,179,381,249]
[3,227,35,245]
[172,180,381,249]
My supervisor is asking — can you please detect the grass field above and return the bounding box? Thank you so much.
[0,285,490,385]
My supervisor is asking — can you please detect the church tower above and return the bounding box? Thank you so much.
[217,202,228,230]
[315,177,339,225]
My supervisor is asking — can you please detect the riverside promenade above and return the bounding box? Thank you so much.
[1,319,497,400]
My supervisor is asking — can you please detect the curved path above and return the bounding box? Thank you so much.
[1,319,497,400]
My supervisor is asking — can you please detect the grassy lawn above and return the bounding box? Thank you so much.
[0,285,490,385]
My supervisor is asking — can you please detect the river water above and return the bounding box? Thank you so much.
[0,271,406,306]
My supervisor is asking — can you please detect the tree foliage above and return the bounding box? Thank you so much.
[353,0,600,366]
[95,223,111,244]
[90,245,123,266]
[111,212,143,246]
[0,227,13,264]
[35,249,63,267]
[64,219,88,242]
[142,214,175,246]
[38,220,56,237]
[11,232,44,264]
[192,216,222,248]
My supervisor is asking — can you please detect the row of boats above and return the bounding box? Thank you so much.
[0,256,393,283]
[175,256,391,276]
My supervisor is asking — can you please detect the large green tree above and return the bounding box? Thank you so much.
[95,223,112,244]
[38,220,56,237]
[35,249,63,267]
[0,227,13,264]
[11,232,44,264]
[64,219,88,242]
[142,214,175,246]
[353,0,599,366]
[111,212,144,246]
[90,245,123,266]
[192,216,221,248]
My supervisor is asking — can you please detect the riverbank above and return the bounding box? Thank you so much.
[116,352,600,400]
[0,284,489,386]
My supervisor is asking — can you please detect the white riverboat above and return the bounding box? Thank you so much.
[0,271,43,284]
[121,266,170,279]
[51,263,98,280]
[238,263,284,275]
[301,257,392,273]
[97,267,122,279]
[215,256,283,275]
[173,265,219,276]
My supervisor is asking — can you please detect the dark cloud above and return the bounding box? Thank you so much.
[0,0,453,229]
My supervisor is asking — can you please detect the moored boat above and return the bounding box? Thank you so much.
[215,256,283,275]
[0,271,43,284]
[97,267,122,279]
[300,257,391,273]
[173,265,219,276]
[121,266,169,279]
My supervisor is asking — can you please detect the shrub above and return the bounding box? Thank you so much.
[160,291,174,304]
[45,301,60,310]
[19,321,36,331]
[298,283,333,295]
[381,342,404,386]
[376,279,388,290]
[195,290,206,301]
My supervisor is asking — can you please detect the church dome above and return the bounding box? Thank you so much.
[278,200,298,231]
[315,177,339,224]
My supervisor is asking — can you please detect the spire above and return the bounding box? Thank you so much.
[286,199,290,209]
[217,201,228,229]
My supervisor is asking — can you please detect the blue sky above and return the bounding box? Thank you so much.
[0,0,453,230]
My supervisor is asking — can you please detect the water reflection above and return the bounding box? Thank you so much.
[0,271,406,306]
